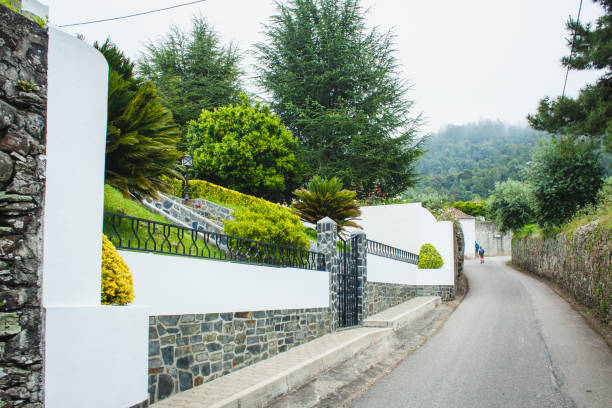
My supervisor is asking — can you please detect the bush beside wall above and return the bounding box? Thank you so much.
[512,220,611,324]
[101,234,134,305]
[418,244,444,269]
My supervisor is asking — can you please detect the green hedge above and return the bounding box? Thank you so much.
[418,243,444,269]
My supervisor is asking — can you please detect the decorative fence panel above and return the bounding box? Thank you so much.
[366,239,419,265]
[104,212,325,271]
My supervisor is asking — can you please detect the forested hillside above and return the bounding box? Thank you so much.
[416,120,545,200]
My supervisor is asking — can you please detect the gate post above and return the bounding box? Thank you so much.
[316,217,340,332]
[351,231,367,325]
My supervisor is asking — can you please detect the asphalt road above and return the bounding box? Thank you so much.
[350,257,612,408]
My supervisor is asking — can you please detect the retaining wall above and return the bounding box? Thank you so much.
[512,220,611,324]
[0,5,47,405]
[475,221,512,256]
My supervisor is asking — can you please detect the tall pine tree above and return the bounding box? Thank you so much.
[256,0,424,198]
[528,0,611,152]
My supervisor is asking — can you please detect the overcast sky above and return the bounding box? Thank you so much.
[45,0,605,134]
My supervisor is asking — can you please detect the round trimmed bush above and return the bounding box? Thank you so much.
[101,234,135,305]
[418,243,444,269]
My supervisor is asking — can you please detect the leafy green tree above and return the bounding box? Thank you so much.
[527,0,611,151]
[256,0,424,198]
[138,15,242,143]
[292,176,361,232]
[186,95,303,202]
[487,180,536,232]
[453,200,487,217]
[95,39,182,198]
[526,137,603,226]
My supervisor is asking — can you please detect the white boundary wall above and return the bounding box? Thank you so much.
[122,251,329,316]
[459,218,476,259]
[357,203,454,285]
[367,255,454,285]
[43,26,149,408]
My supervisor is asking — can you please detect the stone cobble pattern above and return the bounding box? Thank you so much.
[147,308,330,404]
[0,6,48,407]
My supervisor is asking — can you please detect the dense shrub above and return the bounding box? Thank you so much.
[487,180,536,232]
[186,95,303,202]
[453,200,487,217]
[223,202,310,250]
[293,176,361,232]
[101,234,134,305]
[418,243,444,269]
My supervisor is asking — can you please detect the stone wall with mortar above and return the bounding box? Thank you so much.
[0,5,47,407]
[512,220,611,324]
[148,308,330,404]
[364,282,416,317]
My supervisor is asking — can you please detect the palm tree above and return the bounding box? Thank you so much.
[292,176,362,232]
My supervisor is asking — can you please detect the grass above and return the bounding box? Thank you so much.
[103,185,223,258]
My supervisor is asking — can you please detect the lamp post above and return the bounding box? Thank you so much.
[181,154,193,201]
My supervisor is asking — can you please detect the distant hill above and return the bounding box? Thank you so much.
[415,120,545,200]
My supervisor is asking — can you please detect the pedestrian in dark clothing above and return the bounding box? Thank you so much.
[478,247,485,263]
[475,242,479,257]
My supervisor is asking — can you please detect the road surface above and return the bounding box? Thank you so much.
[350,257,612,408]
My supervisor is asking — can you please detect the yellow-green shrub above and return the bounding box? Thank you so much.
[223,202,310,250]
[169,178,285,211]
[418,243,444,269]
[101,234,135,305]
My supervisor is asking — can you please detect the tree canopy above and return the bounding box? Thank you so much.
[528,0,612,152]
[95,39,182,198]
[256,0,424,198]
[186,95,303,203]
[138,16,243,144]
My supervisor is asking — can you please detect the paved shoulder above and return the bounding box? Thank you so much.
[351,257,612,408]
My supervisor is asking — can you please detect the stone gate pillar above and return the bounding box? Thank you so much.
[316,217,340,331]
[351,231,367,325]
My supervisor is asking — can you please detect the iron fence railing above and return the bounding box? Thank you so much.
[103,212,326,271]
[366,239,419,265]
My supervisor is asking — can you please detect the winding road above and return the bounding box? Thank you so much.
[350,257,612,408]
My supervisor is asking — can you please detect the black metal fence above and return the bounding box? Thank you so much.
[103,212,326,271]
[366,239,419,265]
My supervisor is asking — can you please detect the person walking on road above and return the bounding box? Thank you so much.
[475,242,479,257]
[478,246,485,263]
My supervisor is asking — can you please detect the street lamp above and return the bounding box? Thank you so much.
[181,154,193,200]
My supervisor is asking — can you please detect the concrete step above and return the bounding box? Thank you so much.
[363,296,441,330]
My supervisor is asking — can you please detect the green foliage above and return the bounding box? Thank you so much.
[453,200,487,217]
[417,243,443,269]
[527,1,612,152]
[15,80,37,92]
[487,180,536,232]
[417,120,544,200]
[101,234,134,305]
[526,137,604,226]
[292,176,362,232]
[95,39,182,199]
[1,0,48,28]
[138,15,242,147]
[256,0,424,198]
[223,201,310,250]
[187,95,303,203]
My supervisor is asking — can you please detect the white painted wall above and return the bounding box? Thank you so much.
[367,254,454,286]
[44,27,108,307]
[358,203,454,272]
[45,306,149,408]
[43,26,149,408]
[122,251,330,315]
[459,218,476,259]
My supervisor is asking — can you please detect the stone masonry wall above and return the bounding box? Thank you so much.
[365,282,416,317]
[148,308,330,404]
[512,220,611,324]
[0,6,47,408]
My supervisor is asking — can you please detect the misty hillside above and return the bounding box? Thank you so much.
[416,120,545,200]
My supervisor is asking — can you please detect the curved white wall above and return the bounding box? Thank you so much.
[367,255,454,285]
[358,203,454,271]
[122,251,330,315]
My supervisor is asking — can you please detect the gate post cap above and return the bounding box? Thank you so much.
[317,217,336,225]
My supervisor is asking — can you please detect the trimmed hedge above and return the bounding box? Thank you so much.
[418,243,444,269]
[101,234,134,305]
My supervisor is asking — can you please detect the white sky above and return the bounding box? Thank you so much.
[45,0,605,134]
